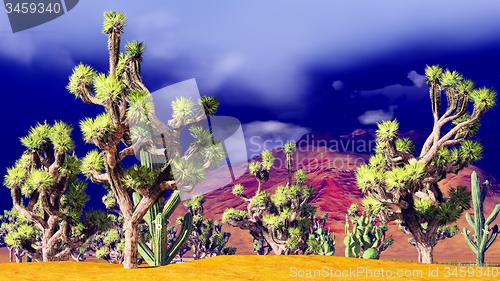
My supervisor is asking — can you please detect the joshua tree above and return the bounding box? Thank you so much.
[463,171,500,266]
[223,143,332,255]
[86,191,125,264]
[69,11,222,268]
[3,122,110,262]
[0,209,38,262]
[356,66,494,263]
[93,227,125,263]
[182,195,236,259]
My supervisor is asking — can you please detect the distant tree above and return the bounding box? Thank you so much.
[93,226,125,264]
[356,66,494,263]
[223,143,334,255]
[69,11,221,268]
[3,122,110,261]
[87,191,125,264]
[0,209,38,262]
[182,195,236,259]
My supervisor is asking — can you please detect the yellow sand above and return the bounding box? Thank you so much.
[0,255,498,281]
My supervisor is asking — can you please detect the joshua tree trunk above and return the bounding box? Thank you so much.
[123,220,139,269]
[416,242,434,264]
[400,199,437,264]
[108,32,120,76]
[261,231,287,255]
[15,253,22,263]
[286,154,292,186]
[41,216,59,262]
[8,247,14,262]
[477,253,485,266]
[41,246,53,262]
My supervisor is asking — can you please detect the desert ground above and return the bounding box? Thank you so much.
[0,256,498,281]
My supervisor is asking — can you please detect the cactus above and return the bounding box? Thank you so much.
[463,171,500,266]
[133,150,193,266]
[306,215,335,256]
[344,205,393,259]
[308,226,336,256]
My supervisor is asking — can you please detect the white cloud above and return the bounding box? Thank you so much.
[358,107,396,125]
[127,9,180,60]
[332,80,344,90]
[243,121,310,156]
[202,52,246,91]
[355,83,427,102]
[0,33,74,68]
[407,70,426,88]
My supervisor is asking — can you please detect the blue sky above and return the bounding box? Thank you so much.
[1,1,500,208]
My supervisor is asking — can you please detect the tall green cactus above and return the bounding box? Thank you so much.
[344,205,393,259]
[463,171,500,266]
[133,150,193,266]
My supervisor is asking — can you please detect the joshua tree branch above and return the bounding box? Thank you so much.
[10,187,47,230]
[87,171,110,185]
[76,86,102,105]
[169,110,206,130]
[48,152,65,177]
[107,32,121,76]
[119,145,138,161]
[39,189,60,217]
[419,116,478,164]
[131,180,176,224]
[46,225,65,251]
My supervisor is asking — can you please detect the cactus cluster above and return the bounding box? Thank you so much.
[307,215,335,256]
[463,171,500,266]
[178,195,236,259]
[344,204,393,259]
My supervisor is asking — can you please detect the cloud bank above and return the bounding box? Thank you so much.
[2,0,500,110]
[243,121,310,156]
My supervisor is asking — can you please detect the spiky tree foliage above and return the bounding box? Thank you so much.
[181,195,236,259]
[223,144,326,255]
[356,66,494,263]
[68,11,221,268]
[0,209,39,262]
[463,171,500,266]
[3,122,110,262]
